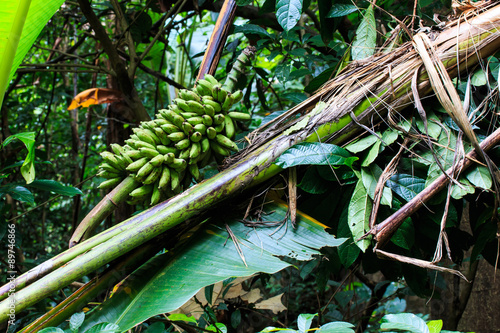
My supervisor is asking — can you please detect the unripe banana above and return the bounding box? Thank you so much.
[110,143,125,156]
[179,148,190,160]
[161,124,181,134]
[154,118,169,126]
[182,122,193,135]
[157,145,178,155]
[202,98,222,112]
[168,104,182,114]
[168,132,186,142]
[150,183,162,206]
[189,142,201,159]
[195,79,214,96]
[169,158,187,170]
[181,112,199,119]
[193,123,207,135]
[158,166,171,189]
[162,109,185,128]
[126,157,149,172]
[214,122,225,133]
[199,149,213,168]
[210,140,230,157]
[224,114,236,139]
[101,152,125,170]
[153,127,171,146]
[190,131,203,143]
[207,127,217,140]
[98,170,122,179]
[219,88,230,104]
[116,154,133,167]
[139,147,159,158]
[213,113,225,125]
[100,162,119,173]
[98,177,123,189]
[180,89,201,102]
[212,84,222,101]
[186,116,204,125]
[216,134,239,151]
[231,90,243,104]
[186,100,205,115]
[175,138,191,150]
[188,163,202,182]
[228,111,252,120]
[125,139,138,149]
[150,154,165,167]
[221,93,234,112]
[175,98,190,112]
[143,166,162,185]
[136,162,154,180]
[202,115,213,126]
[133,128,156,146]
[204,74,219,86]
[203,104,215,117]
[124,149,142,160]
[201,138,210,153]
[170,169,181,192]
[164,152,175,164]
[133,140,157,151]
[130,184,153,198]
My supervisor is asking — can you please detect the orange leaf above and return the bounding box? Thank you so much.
[68,88,123,110]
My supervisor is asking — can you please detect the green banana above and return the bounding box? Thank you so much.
[212,84,222,101]
[216,134,239,151]
[133,128,156,146]
[99,162,119,173]
[202,115,213,126]
[201,137,210,153]
[175,138,191,150]
[164,152,175,164]
[97,170,122,179]
[218,88,229,104]
[150,154,165,167]
[224,114,236,139]
[100,152,125,170]
[193,123,207,135]
[175,98,190,112]
[143,166,162,185]
[186,116,204,125]
[157,145,177,155]
[203,104,215,117]
[210,140,230,157]
[204,74,219,86]
[207,127,217,140]
[98,177,123,189]
[158,166,171,189]
[189,142,201,159]
[195,79,214,96]
[221,93,234,112]
[110,143,125,156]
[139,147,159,158]
[214,122,225,133]
[133,140,157,151]
[182,122,193,135]
[129,184,154,198]
[136,162,154,180]
[150,183,162,206]
[124,149,142,160]
[126,157,149,172]
[186,100,205,115]
[202,98,222,112]
[153,127,171,146]
[188,163,202,182]
[180,89,201,102]
[161,123,181,134]
[168,132,186,142]
[190,131,202,142]
[231,90,243,103]
[169,158,187,170]
[181,112,199,119]
[213,113,225,125]
[170,169,181,192]
[228,111,252,121]
[179,148,190,160]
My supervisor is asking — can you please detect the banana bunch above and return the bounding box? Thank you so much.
[97,74,251,206]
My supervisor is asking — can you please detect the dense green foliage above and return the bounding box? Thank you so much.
[1,0,499,331]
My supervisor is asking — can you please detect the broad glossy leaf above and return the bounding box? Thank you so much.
[451,177,475,199]
[297,313,317,333]
[471,69,487,86]
[348,180,371,251]
[80,201,345,332]
[0,185,34,205]
[381,313,429,333]
[338,206,360,268]
[360,165,392,207]
[386,174,425,202]
[304,66,335,94]
[0,0,65,108]
[276,0,303,31]
[298,167,330,194]
[69,312,85,332]
[351,5,376,61]
[85,323,120,333]
[381,128,399,146]
[361,139,381,167]
[415,110,442,139]
[2,132,36,184]
[38,328,65,333]
[326,4,358,18]
[427,320,443,333]
[234,24,272,38]
[275,142,357,169]
[425,130,458,186]
[345,135,378,153]
[319,321,355,333]
[390,218,414,250]
[27,180,82,196]
[465,165,492,190]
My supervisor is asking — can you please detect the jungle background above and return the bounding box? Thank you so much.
[1,0,500,332]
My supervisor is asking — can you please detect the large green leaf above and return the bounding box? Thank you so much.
[27,180,83,196]
[465,165,492,190]
[381,313,429,333]
[2,132,36,183]
[326,4,358,18]
[348,179,372,251]
[351,4,376,61]
[79,201,346,332]
[360,165,392,207]
[275,142,357,169]
[276,0,303,31]
[0,0,65,108]
[386,174,425,202]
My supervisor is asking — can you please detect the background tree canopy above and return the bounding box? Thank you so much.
[1,0,500,332]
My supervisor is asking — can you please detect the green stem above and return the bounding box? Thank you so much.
[223,46,256,93]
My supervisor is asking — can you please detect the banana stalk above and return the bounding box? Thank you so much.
[1,2,500,320]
